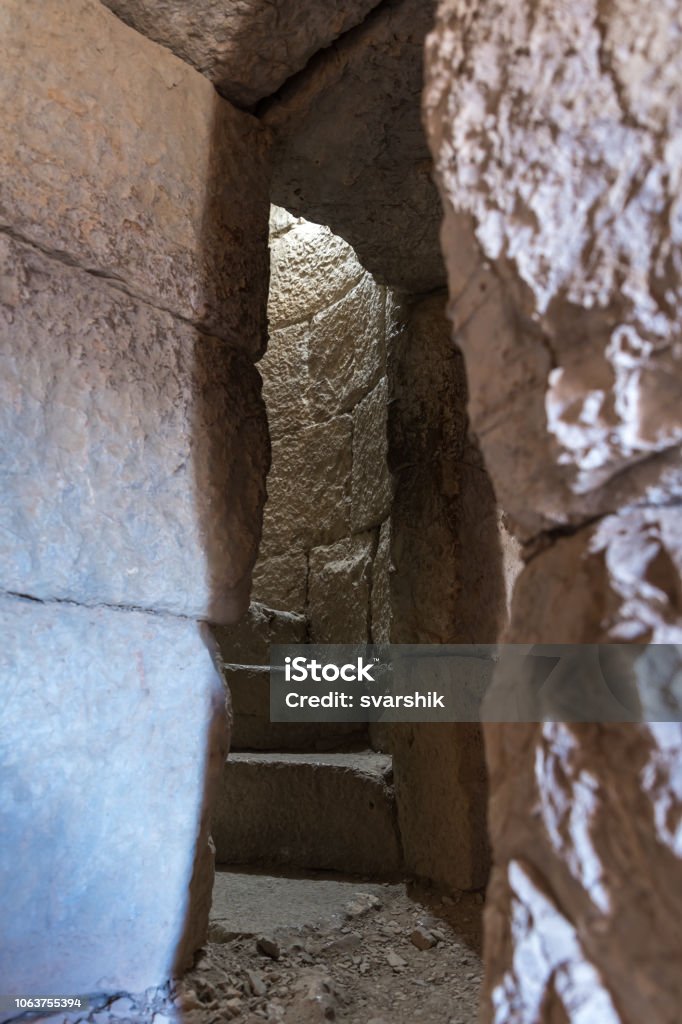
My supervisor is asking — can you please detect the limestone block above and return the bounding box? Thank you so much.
[505,507,682,645]
[0,235,269,622]
[251,550,308,614]
[212,752,403,876]
[267,0,445,293]
[391,723,490,892]
[261,417,352,553]
[222,665,369,751]
[424,0,682,534]
[307,276,387,418]
[212,603,306,667]
[101,0,383,107]
[268,214,365,330]
[352,378,391,532]
[308,534,375,644]
[482,720,682,1024]
[0,594,228,996]
[0,0,270,353]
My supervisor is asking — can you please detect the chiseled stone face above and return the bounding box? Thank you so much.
[0,0,271,355]
[101,0,383,108]
[0,235,269,623]
[0,594,229,996]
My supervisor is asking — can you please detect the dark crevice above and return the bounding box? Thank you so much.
[251,0,412,120]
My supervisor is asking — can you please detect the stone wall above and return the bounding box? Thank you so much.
[0,0,270,1000]
[424,1,682,1020]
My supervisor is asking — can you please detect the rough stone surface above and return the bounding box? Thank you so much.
[308,534,375,644]
[266,0,445,293]
[100,0,383,108]
[261,417,352,555]
[212,752,403,876]
[222,665,369,752]
[504,508,682,647]
[483,720,682,1024]
[212,604,306,667]
[0,0,270,354]
[352,379,391,533]
[424,0,682,539]
[0,594,228,995]
[424,1,682,1020]
[370,520,393,645]
[268,210,366,330]
[386,293,506,643]
[392,723,490,892]
[251,550,308,614]
[306,276,387,419]
[0,235,269,622]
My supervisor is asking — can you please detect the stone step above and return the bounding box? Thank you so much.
[222,665,369,751]
[211,751,403,877]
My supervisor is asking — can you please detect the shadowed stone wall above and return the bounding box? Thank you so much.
[424,1,682,1020]
[0,0,270,999]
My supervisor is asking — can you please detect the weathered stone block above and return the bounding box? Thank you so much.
[308,534,375,644]
[425,0,682,533]
[268,213,365,329]
[0,594,228,996]
[251,549,308,614]
[352,377,391,532]
[100,0,383,107]
[267,0,445,292]
[212,752,403,876]
[212,603,306,667]
[307,275,387,418]
[0,236,269,622]
[261,417,352,553]
[0,0,270,353]
[501,508,682,648]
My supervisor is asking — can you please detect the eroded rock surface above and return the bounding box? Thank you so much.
[1,0,271,353]
[101,0,383,108]
[424,1,682,1020]
[0,595,228,995]
[424,0,682,540]
[0,235,269,623]
[266,0,445,292]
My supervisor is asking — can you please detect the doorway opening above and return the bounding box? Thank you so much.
[181,208,522,1023]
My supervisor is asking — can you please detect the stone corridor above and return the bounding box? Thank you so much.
[1,2,681,1023]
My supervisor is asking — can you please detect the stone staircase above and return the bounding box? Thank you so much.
[210,604,403,878]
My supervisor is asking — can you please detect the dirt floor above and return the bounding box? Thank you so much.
[176,867,484,1024]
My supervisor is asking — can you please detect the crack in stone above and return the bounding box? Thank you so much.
[0,223,248,356]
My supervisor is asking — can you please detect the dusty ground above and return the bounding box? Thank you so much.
[176,868,484,1024]
[20,870,483,1024]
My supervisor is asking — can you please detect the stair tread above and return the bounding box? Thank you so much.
[227,750,392,776]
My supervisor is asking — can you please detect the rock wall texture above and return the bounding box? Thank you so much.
[1,0,270,1000]
[100,0,383,108]
[424,0,682,1019]
[266,0,445,293]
